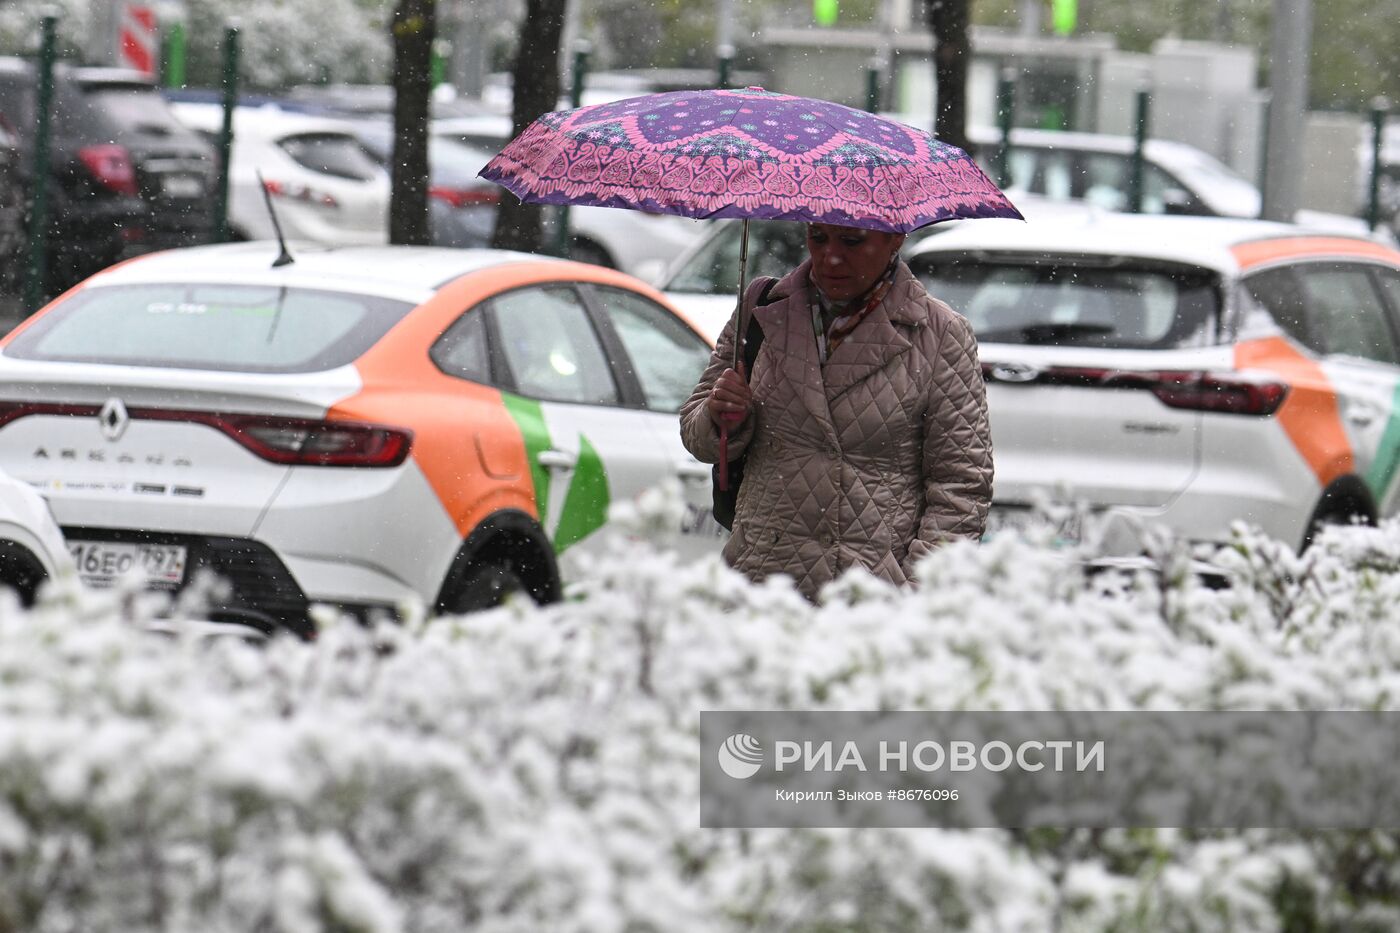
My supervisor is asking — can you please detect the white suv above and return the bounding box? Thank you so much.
[171,102,390,246]
[906,212,1400,553]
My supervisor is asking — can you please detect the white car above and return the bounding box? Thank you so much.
[962,126,1265,219]
[0,469,72,606]
[171,102,390,246]
[904,212,1400,553]
[434,113,708,277]
[0,243,718,634]
[659,197,1094,339]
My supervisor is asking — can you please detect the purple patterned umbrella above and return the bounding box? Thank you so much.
[479,86,1021,232]
[480,87,1021,491]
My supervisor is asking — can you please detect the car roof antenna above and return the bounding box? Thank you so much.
[254,168,295,268]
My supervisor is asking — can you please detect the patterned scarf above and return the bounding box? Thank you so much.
[811,257,899,361]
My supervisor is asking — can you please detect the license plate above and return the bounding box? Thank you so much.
[161,175,203,198]
[69,540,188,588]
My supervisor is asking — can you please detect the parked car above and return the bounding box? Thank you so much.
[960,125,1264,218]
[0,468,72,607]
[902,212,1400,553]
[434,112,707,275]
[0,243,717,634]
[343,119,500,248]
[0,60,216,296]
[658,196,1088,339]
[170,102,389,246]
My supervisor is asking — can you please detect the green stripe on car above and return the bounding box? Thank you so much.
[1364,384,1400,501]
[500,394,553,519]
[552,435,610,553]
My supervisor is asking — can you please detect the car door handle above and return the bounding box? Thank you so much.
[1346,407,1379,427]
[537,449,577,471]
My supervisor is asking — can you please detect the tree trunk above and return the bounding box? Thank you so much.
[490,0,567,253]
[390,0,436,246]
[924,0,971,154]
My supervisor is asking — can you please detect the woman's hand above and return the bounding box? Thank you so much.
[707,367,752,425]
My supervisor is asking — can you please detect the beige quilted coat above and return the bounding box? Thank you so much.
[680,258,993,601]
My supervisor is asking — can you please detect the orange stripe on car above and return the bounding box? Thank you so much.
[1232,237,1400,271]
[1235,336,1353,486]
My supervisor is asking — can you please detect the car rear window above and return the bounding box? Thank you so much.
[78,86,189,135]
[277,133,381,181]
[911,258,1221,349]
[6,283,415,373]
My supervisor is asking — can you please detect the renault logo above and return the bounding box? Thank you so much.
[98,398,130,442]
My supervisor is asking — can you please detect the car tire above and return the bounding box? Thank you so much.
[1301,484,1374,552]
[447,559,533,614]
[568,238,615,269]
[0,542,47,608]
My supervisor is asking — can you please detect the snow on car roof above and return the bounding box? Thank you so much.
[906,212,1328,273]
[169,101,368,139]
[89,242,559,302]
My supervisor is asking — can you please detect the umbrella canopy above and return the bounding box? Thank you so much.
[479,87,1022,232]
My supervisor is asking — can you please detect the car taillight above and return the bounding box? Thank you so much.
[262,178,340,209]
[428,186,500,208]
[78,144,138,196]
[982,365,1289,416]
[228,416,411,467]
[1147,372,1289,416]
[0,402,412,467]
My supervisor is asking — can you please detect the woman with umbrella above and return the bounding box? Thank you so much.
[682,218,992,600]
[481,88,1015,599]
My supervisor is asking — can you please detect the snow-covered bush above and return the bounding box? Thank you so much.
[2,491,1400,932]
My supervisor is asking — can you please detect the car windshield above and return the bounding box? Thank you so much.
[6,283,415,373]
[664,221,813,294]
[1152,146,1261,216]
[911,257,1220,349]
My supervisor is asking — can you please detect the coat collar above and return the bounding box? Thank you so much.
[750,259,924,439]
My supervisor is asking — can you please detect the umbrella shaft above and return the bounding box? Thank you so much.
[733,218,750,372]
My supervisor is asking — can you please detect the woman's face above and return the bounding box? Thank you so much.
[806,224,905,303]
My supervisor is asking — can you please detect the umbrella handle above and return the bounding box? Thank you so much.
[719,218,751,493]
[717,426,729,491]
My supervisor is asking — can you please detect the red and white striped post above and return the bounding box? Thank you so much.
[117,2,159,76]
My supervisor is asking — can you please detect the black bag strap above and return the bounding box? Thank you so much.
[738,276,778,381]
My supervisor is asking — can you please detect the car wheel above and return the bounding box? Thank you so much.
[1301,488,1374,552]
[447,559,533,613]
[0,543,47,607]
[568,238,615,269]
